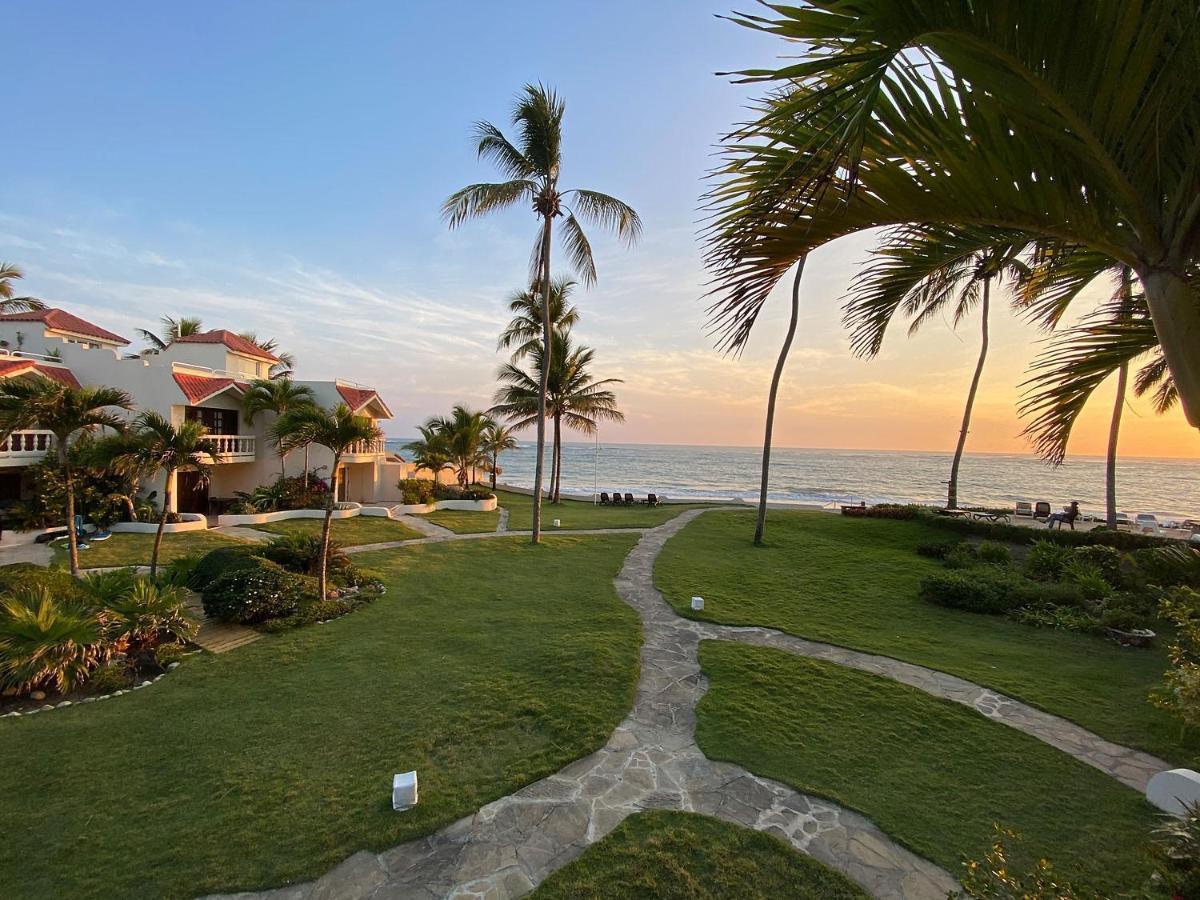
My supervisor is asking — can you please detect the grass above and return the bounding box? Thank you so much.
[249,515,424,545]
[421,505,502,534]
[0,534,641,900]
[55,529,248,569]
[496,489,726,533]
[656,509,1200,765]
[696,641,1158,896]
[530,810,868,899]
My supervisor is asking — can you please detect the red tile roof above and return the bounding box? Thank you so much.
[336,384,379,413]
[0,308,130,345]
[173,330,280,362]
[173,373,239,405]
[0,358,83,390]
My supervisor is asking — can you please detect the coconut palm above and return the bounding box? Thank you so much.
[481,421,519,491]
[275,404,381,599]
[242,378,316,475]
[843,225,1030,509]
[0,263,46,313]
[702,3,1200,431]
[491,331,624,502]
[238,332,295,378]
[423,406,492,488]
[497,277,580,361]
[444,83,641,542]
[404,424,452,481]
[0,380,132,574]
[136,315,203,352]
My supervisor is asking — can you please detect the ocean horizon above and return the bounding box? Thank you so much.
[387,439,1200,521]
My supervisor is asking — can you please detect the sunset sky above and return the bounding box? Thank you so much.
[4,1,1197,459]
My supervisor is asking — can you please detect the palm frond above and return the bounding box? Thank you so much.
[567,189,642,246]
[513,84,564,179]
[1134,350,1179,414]
[560,214,597,286]
[472,121,534,180]
[442,180,535,229]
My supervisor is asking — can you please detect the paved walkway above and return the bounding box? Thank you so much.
[496,509,510,534]
[394,514,457,539]
[0,541,53,567]
[212,526,272,542]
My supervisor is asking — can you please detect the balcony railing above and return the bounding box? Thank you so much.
[203,434,257,462]
[345,437,387,458]
[0,430,56,466]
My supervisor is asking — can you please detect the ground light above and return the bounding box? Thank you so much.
[392,771,418,811]
[692,596,704,611]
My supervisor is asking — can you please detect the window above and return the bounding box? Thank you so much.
[185,406,239,435]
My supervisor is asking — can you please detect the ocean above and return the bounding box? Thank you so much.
[387,440,1200,522]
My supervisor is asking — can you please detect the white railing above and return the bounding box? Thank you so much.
[204,434,257,461]
[0,430,56,465]
[345,437,387,457]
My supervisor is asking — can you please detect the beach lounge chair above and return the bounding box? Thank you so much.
[1033,501,1051,520]
[599,492,612,506]
[624,492,636,506]
[1135,513,1161,535]
[1014,501,1033,518]
[647,493,661,507]
[1046,501,1080,530]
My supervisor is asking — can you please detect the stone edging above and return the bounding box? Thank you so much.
[1,655,197,721]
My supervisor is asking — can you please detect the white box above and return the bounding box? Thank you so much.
[392,771,418,811]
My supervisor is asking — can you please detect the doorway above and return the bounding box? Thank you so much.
[176,470,209,515]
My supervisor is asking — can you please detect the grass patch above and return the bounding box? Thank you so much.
[421,506,502,534]
[697,641,1157,896]
[531,809,868,899]
[249,515,424,545]
[1,534,641,899]
[656,509,1200,765]
[57,529,248,569]
[497,490,724,532]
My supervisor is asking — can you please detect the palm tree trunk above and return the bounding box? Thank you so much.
[304,445,310,489]
[532,216,553,543]
[1105,362,1128,529]
[754,259,805,545]
[319,455,339,599]
[1141,267,1200,428]
[150,468,172,577]
[947,279,991,510]
[491,451,498,490]
[552,413,563,503]
[62,444,79,575]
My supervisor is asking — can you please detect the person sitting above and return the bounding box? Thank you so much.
[1046,501,1080,530]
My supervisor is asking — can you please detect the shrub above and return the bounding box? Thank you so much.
[201,558,311,624]
[1009,604,1097,633]
[958,827,1082,899]
[344,566,385,590]
[920,570,1022,614]
[0,586,109,693]
[915,508,1171,550]
[943,543,980,569]
[82,568,141,606]
[977,540,1013,565]
[153,642,188,668]
[1062,561,1112,604]
[1132,545,1200,589]
[103,579,198,651]
[257,598,355,633]
[432,483,493,502]
[1150,802,1200,899]
[157,552,203,588]
[0,563,89,603]
[916,541,960,560]
[862,503,920,520]
[188,546,261,591]
[231,471,330,514]
[397,478,433,505]
[259,532,349,577]
[1025,540,1073,581]
[1152,587,1200,730]
[1069,545,1124,587]
[85,661,132,695]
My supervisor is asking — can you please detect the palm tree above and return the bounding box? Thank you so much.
[0,380,132,574]
[481,421,518,491]
[238,333,295,379]
[275,404,381,599]
[491,331,624,502]
[423,406,492,487]
[136,315,203,352]
[242,378,316,475]
[444,83,641,542]
[843,225,1030,509]
[121,412,217,577]
[497,277,580,361]
[0,263,46,313]
[702,3,1200,430]
[403,424,452,481]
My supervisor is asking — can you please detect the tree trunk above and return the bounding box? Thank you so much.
[491,451,498,491]
[532,216,553,543]
[551,413,563,503]
[754,259,805,545]
[304,445,309,489]
[1106,362,1128,528]
[947,279,991,510]
[1141,266,1200,427]
[150,468,172,578]
[318,455,339,599]
[62,444,79,576]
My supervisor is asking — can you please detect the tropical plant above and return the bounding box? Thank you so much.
[843,224,1030,509]
[82,568,141,607]
[403,424,452,479]
[0,586,108,694]
[481,421,519,491]
[702,3,1200,434]
[136,315,203,352]
[1150,801,1200,898]
[497,277,580,361]
[102,579,198,653]
[1152,587,1200,732]
[274,403,381,599]
[259,532,350,578]
[237,332,295,379]
[491,330,623,502]
[0,379,133,573]
[422,406,492,488]
[241,378,316,475]
[444,83,641,541]
[0,263,46,313]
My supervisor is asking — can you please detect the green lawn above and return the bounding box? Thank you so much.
[421,506,502,534]
[0,534,641,900]
[697,641,1158,896]
[531,810,868,899]
[656,509,1200,765]
[58,529,248,569]
[497,489,726,532]
[249,514,424,545]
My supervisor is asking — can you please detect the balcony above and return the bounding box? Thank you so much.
[0,430,56,466]
[343,437,387,461]
[203,434,257,463]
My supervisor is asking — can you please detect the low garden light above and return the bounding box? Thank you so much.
[392,771,418,811]
[692,596,704,611]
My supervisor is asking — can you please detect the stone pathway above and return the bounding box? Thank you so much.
[495,508,510,534]
[0,541,53,567]
[394,514,457,540]
[212,525,273,542]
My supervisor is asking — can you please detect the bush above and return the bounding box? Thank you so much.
[1069,545,1124,587]
[343,566,385,590]
[920,570,1022,614]
[1009,604,1097,633]
[86,661,132,694]
[977,540,1013,565]
[1132,545,1200,589]
[157,552,203,588]
[201,558,311,624]
[943,543,980,569]
[259,532,349,577]
[103,579,198,651]
[397,478,433,505]
[0,586,109,693]
[154,642,188,668]
[257,598,355,633]
[916,541,960,560]
[958,827,1083,899]
[1025,540,1073,581]
[916,508,1172,550]
[1152,587,1200,729]
[188,546,262,591]
[432,483,493,502]
[862,503,920,520]
[0,563,90,603]
[1150,802,1200,899]
[230,471,330,514]
[82,568,140,606]
[1062,561,1112,603]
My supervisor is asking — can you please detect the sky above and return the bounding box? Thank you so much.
[3,1,1197,459]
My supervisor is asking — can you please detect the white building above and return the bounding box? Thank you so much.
[0,307,411,515]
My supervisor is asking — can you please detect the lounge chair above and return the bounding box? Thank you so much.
[1046,501,1080,530]
[1033,501,1051,520]
[647,493,661,507]
[599,492,612,506]
[1014,501,1033,518]
[624,492,636,506]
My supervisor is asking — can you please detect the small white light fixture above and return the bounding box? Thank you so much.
[553,518,561,528]
[691,596,704,611]
[392,771,418,811]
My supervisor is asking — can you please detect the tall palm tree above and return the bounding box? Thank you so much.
[843,225,1030,509]
[491,331,624,502]
[0,263,46,313]
[136,316,203,352]
[275,404,381,599]
[242,378,315,475]
[702,3,1200,430]
[403,424,452,481]
[481,421,519,491]
[238,333,295,379]
[444,83,641,542]
[0,380,132,574]
[497,277,580,361]
[423,406,492,487]
[121,412,216,577]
